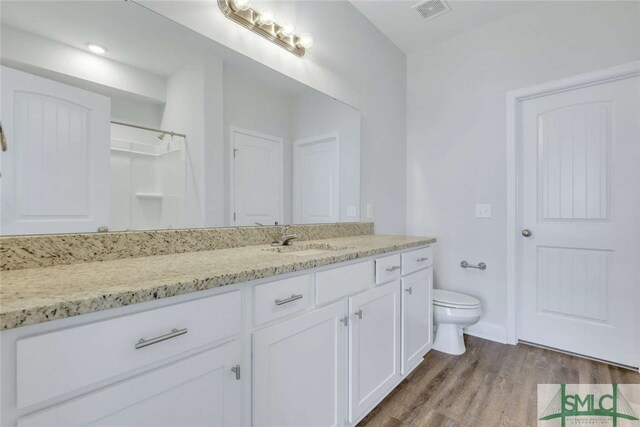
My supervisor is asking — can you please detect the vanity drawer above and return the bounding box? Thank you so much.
[315,260,374,305]
[402,247,433,275]
[254,274,313,325]
[375,254,402,284]
[16,290,241,408]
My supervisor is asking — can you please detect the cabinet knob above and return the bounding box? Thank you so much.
[522,229,532,237]
[404,287,413,295]
[231,364,241,380]
[354,309,363,319]
[0,121,7,152]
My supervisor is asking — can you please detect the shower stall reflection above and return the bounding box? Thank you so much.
[110,123,186,231]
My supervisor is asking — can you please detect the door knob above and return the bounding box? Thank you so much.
[521,229,532,237]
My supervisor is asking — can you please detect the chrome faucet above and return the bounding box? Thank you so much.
[271,225,298,247]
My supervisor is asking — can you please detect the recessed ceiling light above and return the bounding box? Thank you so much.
[86,43,107,55]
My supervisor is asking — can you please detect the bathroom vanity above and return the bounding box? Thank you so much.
[0,2,435,425]
[0,232,435,427]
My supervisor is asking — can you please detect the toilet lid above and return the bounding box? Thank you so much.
[433,289,480,308]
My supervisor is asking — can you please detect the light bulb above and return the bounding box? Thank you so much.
[233,0,251,11]
[86,43,107,55]
[278,20,295,38]
[255,8,274,25]
[297,33,313,49]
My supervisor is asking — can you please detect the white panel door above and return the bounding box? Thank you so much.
[231,127,283,226]
[293,134,339,224]
[1,66,110,234]
[401,268,432,374]
[17,340,242,427]
[348,281,400,422]
[518,75,640,367]
[253,300,347,427]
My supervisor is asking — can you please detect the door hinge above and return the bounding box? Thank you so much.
[233,148,239,158]
[234,212,237,221]
[231,364,241,380]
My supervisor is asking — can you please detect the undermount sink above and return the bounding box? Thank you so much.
[264,243,354,256]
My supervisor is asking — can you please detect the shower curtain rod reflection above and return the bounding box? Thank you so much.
[111,120,187,139]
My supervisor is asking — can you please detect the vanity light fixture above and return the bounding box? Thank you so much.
[277,20,295,38]
[297,33,314,49]
[255,7,274,26]
[86,43,107,55]
[233,0,251,11]
[218,0,312,57]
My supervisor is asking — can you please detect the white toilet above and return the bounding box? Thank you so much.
[432,289,481,355]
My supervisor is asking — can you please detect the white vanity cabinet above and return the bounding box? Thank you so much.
[253,300,348,427]
[401,250,434,374]
[1,244,433,427]
[348,281,400,422]
[17,340,242,427]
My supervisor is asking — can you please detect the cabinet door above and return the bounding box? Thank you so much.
[401,267,433,374]
[253,300,347,427]
[18,340,242,427]
[348,281,400,422]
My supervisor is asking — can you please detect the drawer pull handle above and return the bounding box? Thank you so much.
[275,294,303,305]
[417,257,429,262]
[354,309,363,319]
[385,265,401,272]
[405,287,413,295]
[135,328,188,349]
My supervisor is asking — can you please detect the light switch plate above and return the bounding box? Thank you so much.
[366,203,373,219]
[475,204,491,218]
[347,206,357,217]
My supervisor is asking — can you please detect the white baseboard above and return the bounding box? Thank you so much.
[464,321,507,344]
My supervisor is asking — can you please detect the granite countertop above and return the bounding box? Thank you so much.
[0,234,435,330]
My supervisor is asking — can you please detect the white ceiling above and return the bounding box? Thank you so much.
[0,1,221,76]
[349,0,537,53]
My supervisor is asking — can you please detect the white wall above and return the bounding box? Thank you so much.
[1,25,166,103]
[140,0,407,233]
[406,1,640,339]
[161,59,225,228]
[111,97,163,128]
[292,90,361,222]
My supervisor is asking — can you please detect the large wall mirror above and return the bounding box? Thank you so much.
[0,1,361,235]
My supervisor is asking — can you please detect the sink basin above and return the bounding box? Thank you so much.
[264,243,353,256]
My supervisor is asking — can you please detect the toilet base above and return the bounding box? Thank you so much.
[433,324,466,355]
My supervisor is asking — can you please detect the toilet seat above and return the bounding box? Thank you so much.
[433,289,480,309]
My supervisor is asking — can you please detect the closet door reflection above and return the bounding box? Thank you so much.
[231,127,283,227]
[293,134,340,224]
[1,67,110,235]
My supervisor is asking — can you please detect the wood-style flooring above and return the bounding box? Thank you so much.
[358,336,639,427]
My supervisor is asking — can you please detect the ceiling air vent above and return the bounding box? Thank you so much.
[412,0,451,21]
